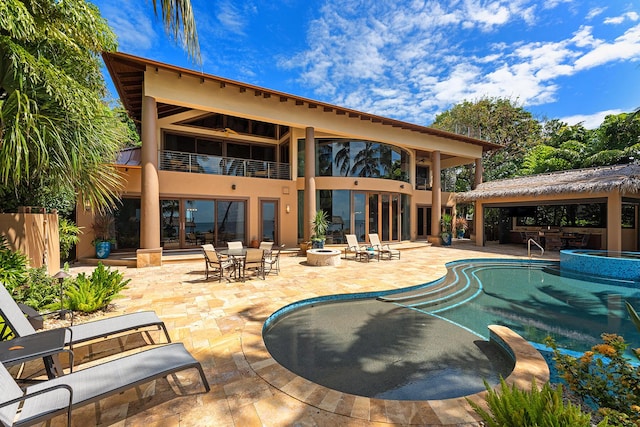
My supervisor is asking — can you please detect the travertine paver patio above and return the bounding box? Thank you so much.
[38,241,557,426]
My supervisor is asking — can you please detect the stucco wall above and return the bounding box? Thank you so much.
[0,211,60,275]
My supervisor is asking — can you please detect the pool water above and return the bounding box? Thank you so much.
[436,262,640,353]
[263,259,640,401]
[263,298,514,400]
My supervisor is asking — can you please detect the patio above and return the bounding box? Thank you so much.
[41,241,558,426]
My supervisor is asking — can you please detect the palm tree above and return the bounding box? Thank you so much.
[0,1,200,213]
[151,0,201,64]
[334,141,351,176]
[1,1,127,212]
[351,142,380,177]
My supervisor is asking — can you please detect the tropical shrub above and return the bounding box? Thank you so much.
[0,236,28,293]
[59,217,81,261]
[467,377,608,427]
[546,334,640,426]
[66,263,130,313]
[14,267,60,311]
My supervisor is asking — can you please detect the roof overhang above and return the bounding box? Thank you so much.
[102,51,501,153]
[456,163,640,202]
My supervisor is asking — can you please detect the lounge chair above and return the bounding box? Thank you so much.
[0,343,209,427]
[0,284,171,349]
[201,245,236,282]
[368,233,401,260]
[344,234,374,262]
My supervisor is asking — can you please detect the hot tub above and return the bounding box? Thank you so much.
[560,249,640,282]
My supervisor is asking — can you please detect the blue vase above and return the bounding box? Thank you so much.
[312,240,325,249]
[95,241,111,259]
[441,233,452,246]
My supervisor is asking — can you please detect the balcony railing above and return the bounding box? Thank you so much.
[159,150,291,180]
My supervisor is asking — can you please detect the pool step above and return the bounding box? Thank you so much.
[378,263,482,312]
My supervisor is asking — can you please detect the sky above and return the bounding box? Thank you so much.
[91,0,640,129]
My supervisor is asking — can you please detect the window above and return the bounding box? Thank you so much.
[302,138,410,181]
[515,204,607,228]
[622,203,636,229]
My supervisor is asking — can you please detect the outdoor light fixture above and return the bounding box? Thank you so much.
[286,204,290,213]
[354,180,358,185]
[400,184,405,189]
[53,270,71,320]
[231,184,236,190]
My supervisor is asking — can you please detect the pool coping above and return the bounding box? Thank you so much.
[241,322,550,426]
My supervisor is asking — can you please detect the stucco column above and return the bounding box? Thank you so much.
[473,158,483,189]
[430,151,441,243]
[304,127,316,241]
[607,190,622,251]
[475,201,484,246]
[140,96,160,249]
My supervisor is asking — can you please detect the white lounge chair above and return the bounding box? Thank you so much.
[368,233,401,260]
[344,234,374,262]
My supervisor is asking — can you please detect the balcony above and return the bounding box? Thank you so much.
[159,150,291,180]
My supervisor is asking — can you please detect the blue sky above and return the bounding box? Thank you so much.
[92,0,640,129]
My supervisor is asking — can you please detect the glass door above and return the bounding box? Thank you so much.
[160,199,180,249]
[184,200,215,247]
[353,192,367,243]
[417,205,432,239]
[260,200,278,244]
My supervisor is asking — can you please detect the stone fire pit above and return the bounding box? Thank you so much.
[306,248,342,266]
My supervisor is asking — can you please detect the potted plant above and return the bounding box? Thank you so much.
[455,216,468,239]
[310,210,329,249]
[440,213,453,246]
[91,214,115,259]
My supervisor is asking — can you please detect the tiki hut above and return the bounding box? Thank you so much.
[455,163,640,252]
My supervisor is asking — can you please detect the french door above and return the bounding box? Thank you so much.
[417,205,432,239]
[160,198,246,248]
[352,191,401,243]
[260,199,279,244]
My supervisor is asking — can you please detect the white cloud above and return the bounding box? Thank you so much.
[561,109,626,129]
[281,0,640,124]
[574,24,640,70]
[100,2,156,51]
[586,7,606,20]
[216,1,249,36]
[542,0,573,9]
[604,11,640,25]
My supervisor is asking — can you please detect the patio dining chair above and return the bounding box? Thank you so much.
[227,241,244,250]
[0,285,171,352]
[263,246,282,275]
[344,234,374,262]
[0,343,209,427]
[368,233,401,260]
[240,249,265,281]
[201,245,236,282]
[259,241,273,250]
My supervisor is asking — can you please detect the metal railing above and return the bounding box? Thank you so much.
[159,150,291,180]
[527,238,544,258]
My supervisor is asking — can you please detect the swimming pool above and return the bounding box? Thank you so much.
[263,258,640,400]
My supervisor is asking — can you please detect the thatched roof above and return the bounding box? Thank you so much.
[455,163,640,202]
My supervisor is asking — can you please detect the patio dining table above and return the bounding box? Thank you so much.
[218,248,263,279]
